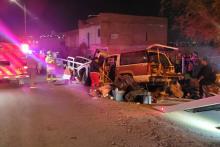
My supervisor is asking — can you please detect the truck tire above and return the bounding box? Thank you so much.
[125,89,147,102]
[114,74,134,91]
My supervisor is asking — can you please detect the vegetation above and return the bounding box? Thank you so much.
[160,0,220,45]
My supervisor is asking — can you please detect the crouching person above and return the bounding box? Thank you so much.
[62,66,73,84]
[89,57,100,97]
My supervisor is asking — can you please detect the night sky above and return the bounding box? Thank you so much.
[0,0,161,36]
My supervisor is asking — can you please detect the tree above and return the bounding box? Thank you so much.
[161,0,220,45]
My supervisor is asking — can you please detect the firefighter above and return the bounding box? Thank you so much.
[45,51,56,82]
[26,53,38,88]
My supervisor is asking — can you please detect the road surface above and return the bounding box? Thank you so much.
[0,79,219,147]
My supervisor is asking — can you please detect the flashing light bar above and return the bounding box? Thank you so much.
[20,43,32,54]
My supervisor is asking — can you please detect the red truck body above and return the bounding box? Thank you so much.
[0,42,29,82]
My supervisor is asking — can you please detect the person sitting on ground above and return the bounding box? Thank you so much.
[197,57,216,98]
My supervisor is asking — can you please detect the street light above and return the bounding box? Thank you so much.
[10,0,27,35]
[10,0,17,2]
[88,15,99,18]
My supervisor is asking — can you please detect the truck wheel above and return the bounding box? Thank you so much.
[115,74,135,90]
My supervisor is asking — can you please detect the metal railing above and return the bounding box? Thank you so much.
[56,56,92,78]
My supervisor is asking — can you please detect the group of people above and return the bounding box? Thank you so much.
[171,51,199,75]
[173,55,217,99]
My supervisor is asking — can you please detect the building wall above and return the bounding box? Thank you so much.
[99,13,167,54]
[63,30,80,56]
[78,25,101,48]
[64,30,79,48]
[38,37,64,52]
[66,13,168,55]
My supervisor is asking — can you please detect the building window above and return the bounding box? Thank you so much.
[146,32,148,41]
[98,29,100,37]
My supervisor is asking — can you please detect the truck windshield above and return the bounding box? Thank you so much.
[159,53,170,67]
[120,50,147,65]
[148,52,170,67]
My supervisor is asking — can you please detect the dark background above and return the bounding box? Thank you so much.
[0,0,161,35]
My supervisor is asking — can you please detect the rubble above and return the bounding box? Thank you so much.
[98,84,112,97]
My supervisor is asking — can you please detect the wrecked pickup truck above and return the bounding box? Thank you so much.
[56,44,182,86]
[101,44,182,86]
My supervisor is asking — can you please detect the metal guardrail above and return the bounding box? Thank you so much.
[56,56,92,78]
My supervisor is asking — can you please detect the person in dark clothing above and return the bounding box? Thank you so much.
[89,57,100,96]
[187,61,193,77]
[175,53,182,73]
[109,63,116,82]
[90,57,100,72]
[197,57,216,98]
[98,55,105,67]
[192,59,202,78]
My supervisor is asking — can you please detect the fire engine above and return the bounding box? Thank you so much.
[0,42,30,85]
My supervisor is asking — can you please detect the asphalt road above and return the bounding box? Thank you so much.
[0,79,219,147]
